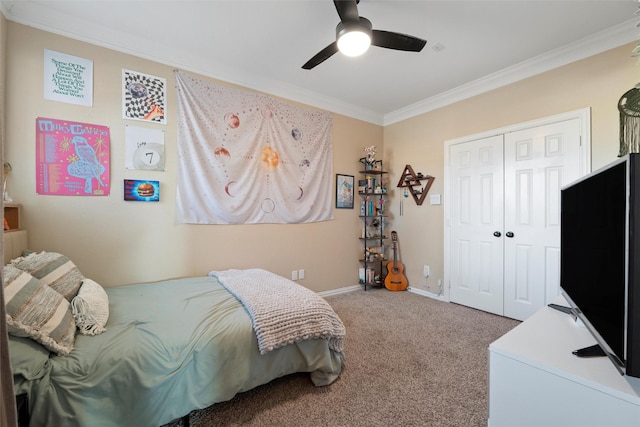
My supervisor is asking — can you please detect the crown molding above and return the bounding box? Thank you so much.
[383,18,639,126]
[0,1,385,125]
[2,3,636,127]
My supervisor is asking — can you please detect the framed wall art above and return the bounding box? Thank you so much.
[44,49,93,106]
[125,125,165,171]
[124,179,159,202]
[122,69,167,124]
[336,174,354,209]
[36,117,110,196]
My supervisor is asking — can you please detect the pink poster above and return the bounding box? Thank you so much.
[36,117,110,196]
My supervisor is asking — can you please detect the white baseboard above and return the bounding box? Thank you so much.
[318,285,360,298]
[319,284,448,302]
[408,286,447,301]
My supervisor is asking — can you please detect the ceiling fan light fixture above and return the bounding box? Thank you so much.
[336,18,372,57]
[302,5,425,70]
[338,30,371,57]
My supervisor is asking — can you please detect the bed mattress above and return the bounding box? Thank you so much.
[9,275,344,426]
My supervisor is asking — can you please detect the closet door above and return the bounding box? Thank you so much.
[503,119,582,320]
[446,113,587,321]
[448,135,505,315]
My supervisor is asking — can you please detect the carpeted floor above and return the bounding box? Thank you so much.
[167,288,520,426]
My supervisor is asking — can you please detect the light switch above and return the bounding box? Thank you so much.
[430,194,441,205]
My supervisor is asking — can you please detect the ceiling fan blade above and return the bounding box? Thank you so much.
[371,30,426,52]
[333,0,360,23]
[302,42,339,70]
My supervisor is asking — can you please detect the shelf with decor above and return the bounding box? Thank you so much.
[358,158,387,290]
[396,164,435,206]
[3,203,21,232]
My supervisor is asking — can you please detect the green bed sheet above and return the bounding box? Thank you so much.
[10,276,344,426]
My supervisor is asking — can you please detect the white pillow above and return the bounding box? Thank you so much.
[71,279,109,335]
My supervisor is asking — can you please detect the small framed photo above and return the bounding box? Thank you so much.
[124,179,160,202]
[336,174,354,209]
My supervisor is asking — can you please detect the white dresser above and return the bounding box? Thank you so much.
[489,299,640,427]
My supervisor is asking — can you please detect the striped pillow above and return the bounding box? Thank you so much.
[3,264,76,356]
[11,251,84,301]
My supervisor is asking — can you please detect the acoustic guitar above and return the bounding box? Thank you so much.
[385,231,408,291]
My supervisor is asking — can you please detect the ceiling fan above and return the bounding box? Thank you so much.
[302,0,427,70]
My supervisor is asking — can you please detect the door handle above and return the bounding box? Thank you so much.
[493,231,501,237]
[506,231,514,238]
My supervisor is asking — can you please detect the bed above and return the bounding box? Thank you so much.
[4,231,345,426]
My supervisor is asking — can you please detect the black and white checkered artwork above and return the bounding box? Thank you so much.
[122,70,167,124]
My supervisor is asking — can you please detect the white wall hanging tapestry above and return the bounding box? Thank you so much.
[174,71,333,224]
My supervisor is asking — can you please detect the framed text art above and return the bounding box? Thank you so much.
[336,174,354,209]
[43,49,93,106]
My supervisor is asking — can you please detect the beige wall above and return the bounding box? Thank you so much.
[5,20,639,295]
[5,22,383,291]
[384,42,640,294]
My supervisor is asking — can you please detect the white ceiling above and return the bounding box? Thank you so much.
[1,0,639,125]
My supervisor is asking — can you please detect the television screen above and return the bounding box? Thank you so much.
[561,157,627,372]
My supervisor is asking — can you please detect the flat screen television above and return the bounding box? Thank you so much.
[560,153,640,378]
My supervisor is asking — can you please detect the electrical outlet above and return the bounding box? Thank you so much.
[423,265,430,278]
[298,269,305,279]
[292,270,298,281]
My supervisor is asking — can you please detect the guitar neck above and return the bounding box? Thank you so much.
[392,231,399,269]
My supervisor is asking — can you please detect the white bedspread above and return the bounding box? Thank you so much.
[209,269,345,355]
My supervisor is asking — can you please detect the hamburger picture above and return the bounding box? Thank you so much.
[137,182,155,198]
[124,179,159,202]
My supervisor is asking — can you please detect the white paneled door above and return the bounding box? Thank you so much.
[447,113,587,321]
[503,120,582,319]
[449,135,505,316]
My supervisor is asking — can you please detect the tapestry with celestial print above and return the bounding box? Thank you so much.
[174,71,333,224]
[36,117,110,196]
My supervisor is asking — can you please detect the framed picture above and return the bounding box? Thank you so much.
[122,69,167,124]
[43,49,93,106]
[125,125,165,171]
[36,117,110,196]
[336,174,354,209]
[124,179,160,202]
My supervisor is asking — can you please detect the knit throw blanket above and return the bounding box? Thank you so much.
[209,269,345,355]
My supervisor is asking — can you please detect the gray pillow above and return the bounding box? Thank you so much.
[3,264,76,356]
[11,251,84,301]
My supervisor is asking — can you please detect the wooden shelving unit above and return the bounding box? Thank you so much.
[4,203,21,231]
[396,164,435,206]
